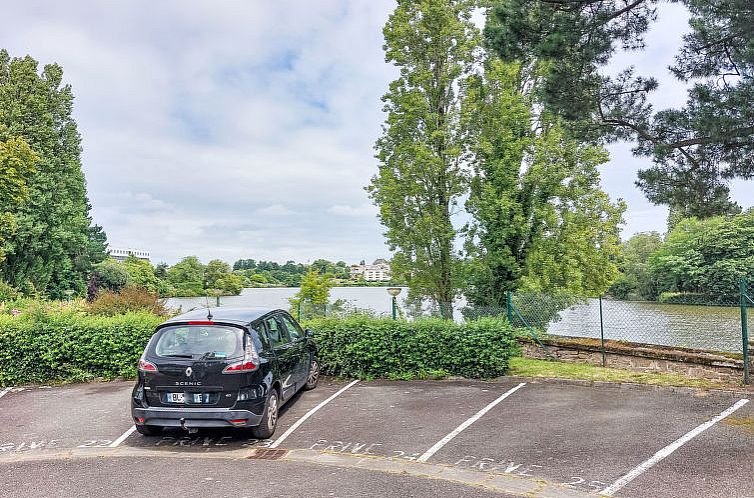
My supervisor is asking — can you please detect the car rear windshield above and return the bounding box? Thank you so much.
[154,325,244,359]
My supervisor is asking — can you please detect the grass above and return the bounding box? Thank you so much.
[507,357,733,389]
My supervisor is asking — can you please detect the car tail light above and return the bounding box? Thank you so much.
[222,340,260,374]
[229,419,247,426]
[138,358,158,372]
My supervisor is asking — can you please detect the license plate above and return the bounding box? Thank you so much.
[166,393,184,403]
[166,392,210,404]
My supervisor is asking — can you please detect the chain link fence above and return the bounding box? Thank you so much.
[513,294,743,353]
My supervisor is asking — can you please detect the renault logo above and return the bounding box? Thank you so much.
[185,367,193,377]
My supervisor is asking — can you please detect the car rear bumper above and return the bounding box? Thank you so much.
[132,406,264,428]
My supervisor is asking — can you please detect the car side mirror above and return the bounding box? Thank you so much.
[305,328,314,338]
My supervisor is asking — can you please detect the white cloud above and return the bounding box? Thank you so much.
[327,204,378,217]
[2,0,750,266]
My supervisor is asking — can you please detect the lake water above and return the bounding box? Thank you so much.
[166,288,748,353]
[166,287,411,318]
[546,298,748,354]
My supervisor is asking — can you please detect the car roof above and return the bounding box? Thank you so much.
[162,307,283,326]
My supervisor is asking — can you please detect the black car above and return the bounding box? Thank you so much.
[131,307,319,439]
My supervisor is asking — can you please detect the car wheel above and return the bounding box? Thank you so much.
[303,356,320,391]
[135,424,162,436]
[251,389,279,439]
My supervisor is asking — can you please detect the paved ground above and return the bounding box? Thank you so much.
[0,378,751,498]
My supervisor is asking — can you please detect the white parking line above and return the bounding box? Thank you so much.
[417,382,526,463]
[602,398,750,496]
[0,387,12,400]
[108,425,137,448]
[270,380,359,449]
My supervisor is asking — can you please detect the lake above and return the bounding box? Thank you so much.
[166,288,748,353]
[166,286,411,318]
[546,298,748,354]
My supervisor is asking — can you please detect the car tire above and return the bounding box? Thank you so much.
[136,424,162,436]
[302,356,320,391]
[251,388,279,439]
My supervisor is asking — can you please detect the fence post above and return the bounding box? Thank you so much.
[599,296,606,367]
[506,290,513,324]
[740,279,750,385]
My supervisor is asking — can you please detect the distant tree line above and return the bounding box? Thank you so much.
[87,256,396,299]
[231,258,351,287]
[91,256,244,298]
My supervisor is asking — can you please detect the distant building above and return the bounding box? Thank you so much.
[110,248,151,263]
[350,259,391,282]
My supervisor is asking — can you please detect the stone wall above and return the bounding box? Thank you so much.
[519,336,751,384]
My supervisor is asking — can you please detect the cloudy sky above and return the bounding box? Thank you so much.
[3,1,751,265]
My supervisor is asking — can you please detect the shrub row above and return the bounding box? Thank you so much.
[0,311,163,386]
[0,311,518,386]
[303,316,519,380]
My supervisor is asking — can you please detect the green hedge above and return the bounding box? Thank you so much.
[0,312,519,386]
[0,312,163,386]
[303,316,519,380]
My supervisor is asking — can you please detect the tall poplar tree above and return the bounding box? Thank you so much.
[464,59,625,307]
[0,137,38,264]
[369,0,481,319]
[0,50,103,297]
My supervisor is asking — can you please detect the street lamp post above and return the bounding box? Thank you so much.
[386,287,402,320]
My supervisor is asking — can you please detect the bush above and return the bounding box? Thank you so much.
[88,286,169,317]
[0,311,163,385]
[0,280,20,301]
[92,258,129,293]
[658,292,715,305]
[303,316,519,379]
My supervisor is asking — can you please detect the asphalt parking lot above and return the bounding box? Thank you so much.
[0,378,751,498]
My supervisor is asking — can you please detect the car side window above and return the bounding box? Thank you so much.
[249,324,265,351]
[265,316,289,348]
[279,314,303,340]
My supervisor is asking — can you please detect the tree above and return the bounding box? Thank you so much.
[0,50,95,297]
[203,259,243,295]
[153,262,169,279]
[0,137,37,264]
[204,259,231,289]
[484,0,754,216]
[92,258,129,293]
[608,232,663,300]
[289,269,335,317]
[214,273,244,296]
[122,255,159,293]
[464,59,625,306]
[167,256,205,296]
[369,0,480,319]
[647,211,754,303]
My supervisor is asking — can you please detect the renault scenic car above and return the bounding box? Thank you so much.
[131,307,319,439]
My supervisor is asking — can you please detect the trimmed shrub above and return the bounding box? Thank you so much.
[0,311,163,386]
[88,286,169,317]
[303,316,519,379]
